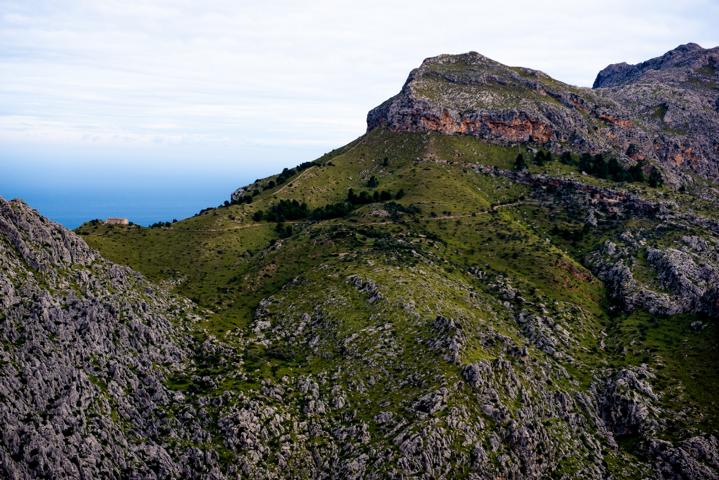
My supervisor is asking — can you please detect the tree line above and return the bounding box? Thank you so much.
[513,150,663,187]
[252,188,406,222]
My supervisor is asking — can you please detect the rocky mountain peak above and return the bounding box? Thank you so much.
[413,50,511,74]
[420,50,490,66]
[368,44,719,185]
[593,42,718,88]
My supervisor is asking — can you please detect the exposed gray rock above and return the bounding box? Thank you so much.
[428,315,465,363]
[588,232,719,317]
[593,43,709,88]
[0,198,213,478]
[595,366,661,438]
[346,274,383,303]
[646,246,719,316]
[650,435,719,480]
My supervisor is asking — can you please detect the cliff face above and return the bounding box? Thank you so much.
[593,43,719,180]
[368,45,719,185]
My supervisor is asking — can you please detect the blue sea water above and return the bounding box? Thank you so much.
[2,179,241,229]
[1,144,330,229]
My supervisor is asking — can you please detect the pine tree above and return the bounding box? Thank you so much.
[648,167,664,187]
[607,157,624,181]
[592,154,608,178]
[579,153,593,173]
[627,163,645,182]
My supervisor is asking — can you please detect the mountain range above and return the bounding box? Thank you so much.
[1,43,718,479]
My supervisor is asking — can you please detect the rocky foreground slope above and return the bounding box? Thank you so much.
[3,44,719,479]
[368,43,719,185]
[0,198,212,478]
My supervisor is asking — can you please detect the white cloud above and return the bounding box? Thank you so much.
[0,0,717,162]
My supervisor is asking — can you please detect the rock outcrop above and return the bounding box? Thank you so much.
[588,233,719,317]
[593,43,712,88]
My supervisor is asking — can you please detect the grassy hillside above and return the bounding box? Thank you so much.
[76,128,718,477]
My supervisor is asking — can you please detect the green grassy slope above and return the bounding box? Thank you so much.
[76,128,718,475]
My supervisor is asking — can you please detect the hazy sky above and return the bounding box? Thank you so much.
[1,1,718,225]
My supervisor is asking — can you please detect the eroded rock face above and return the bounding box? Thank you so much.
[592,367,719,480]
[0,198,212,479]
[367,52,597,150]
[650,435,719,480]
[594,44,719,183]
[596,366,661,438]
[368,44,719,184]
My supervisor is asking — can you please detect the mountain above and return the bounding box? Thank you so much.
[368,44,719,184]
[3,44,719,479]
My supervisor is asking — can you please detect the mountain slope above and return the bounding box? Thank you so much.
[78,127,718,477]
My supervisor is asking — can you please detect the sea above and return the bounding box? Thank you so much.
[1,145,329,229]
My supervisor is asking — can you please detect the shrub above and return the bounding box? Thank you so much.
[627,163,645,182]
[275,222,293,238]
[347,188,394,205]
[276,167,294,185]
[309,202,354,220]
[560,151,574,165]
[260,199,309,221]
[607,157,626,181]
[648,167,664,187]
[384,201,420,218]
[149,221,172,228]
[533,151,552,166]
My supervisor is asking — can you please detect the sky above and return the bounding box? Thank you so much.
[1,0,718,227]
